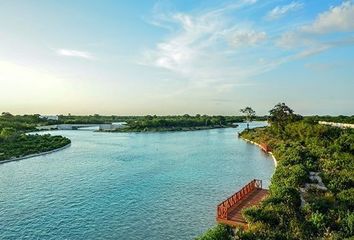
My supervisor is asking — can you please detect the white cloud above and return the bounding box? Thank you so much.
[142,1,270,87]
[56,49,95,60]
[226,30,266,48]
[141,0,354,100]
[301,1,354,34]
[277,1,354,57]
[266,1,303,20]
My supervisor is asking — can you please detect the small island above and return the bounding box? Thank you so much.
[105,115,243,132]
[0,113,71,162]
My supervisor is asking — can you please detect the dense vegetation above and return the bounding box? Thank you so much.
[0,113,70,161]
[51,114,264,125]
[197,103,353,240]
[58,114,267,131]
[0,112,52,131]
[0,134,70,161]
[196,225,233,240]
[57,114,138,124]
[111,115,248,132]
[55,114,354,125]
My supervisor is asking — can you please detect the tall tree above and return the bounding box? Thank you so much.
[240,107,256,129]
[268,103,301,131]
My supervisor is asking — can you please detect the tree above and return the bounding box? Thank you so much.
[1,112,13,118]
[268,103,301,131]
[240,107,256,129]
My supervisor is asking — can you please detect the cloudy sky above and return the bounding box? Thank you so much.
[0,0,353,115]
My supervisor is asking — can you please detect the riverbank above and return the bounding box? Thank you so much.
[229,121,354,239]
[0,143,71,164]
[102,125,237,133]
[240,136,277,167]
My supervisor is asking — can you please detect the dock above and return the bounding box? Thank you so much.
[216,179,269,228]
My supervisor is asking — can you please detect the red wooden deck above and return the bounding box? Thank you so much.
[260,143,271,153]
[216,179,269,228]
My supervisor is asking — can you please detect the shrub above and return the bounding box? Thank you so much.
[195,224,232,240]
[243,206,279,227]
[337,189,354,210]
[309,211,326,233]
[342,211,354,237]
[271,164,308,189]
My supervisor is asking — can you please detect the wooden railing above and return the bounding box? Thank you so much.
[260,143,271,153]
[217,179,262,220]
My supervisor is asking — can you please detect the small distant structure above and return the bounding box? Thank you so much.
[36,122,128,131]
[39,115,59,121]
[318,121,354,129]
[36,125,58,131]
[99,122,127,131]
[112,122,127,128]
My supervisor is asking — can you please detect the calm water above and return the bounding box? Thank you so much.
[0,122,274,240]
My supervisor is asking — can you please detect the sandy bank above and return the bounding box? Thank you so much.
[241,137,277,167]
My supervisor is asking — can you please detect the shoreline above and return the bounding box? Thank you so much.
[241,137,278,167]
[0,143,71,164]
[101,125,237,133]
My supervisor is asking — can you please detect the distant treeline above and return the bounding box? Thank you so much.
[57,114,267,125]
[0,112,51,132]
[114,115,243,132]
[1,112,353,132]
[0,112,267,130]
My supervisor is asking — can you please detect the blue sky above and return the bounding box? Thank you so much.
[0,0,353,115]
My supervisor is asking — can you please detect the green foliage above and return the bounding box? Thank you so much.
[240,107,256,129]
[309,211,326,232]
[236,105,353,239]
[0,134,70,161]
[116,115,243,132]
[337,189,354,209]
[276,142,318,171]
[195,224,232,240]
[325,169,354,194]
[0,127,16,139]
[0,113,49,132]
[305,190,335,213]
[236,223,289,240]
[271,164,308,189]
[334,133,354,154]
[58,114,134,124]
[268,103,302,132]
[58,114,266,126]
[270,187,302,208]
[342,211,354,236]
[0,114,70,161]
[243,206,280,227]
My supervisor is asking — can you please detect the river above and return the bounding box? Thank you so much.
[0,122,274,240]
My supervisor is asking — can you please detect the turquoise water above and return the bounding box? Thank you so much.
[0,122,274,240]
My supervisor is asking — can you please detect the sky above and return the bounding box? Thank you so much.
[0,0,353,116]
